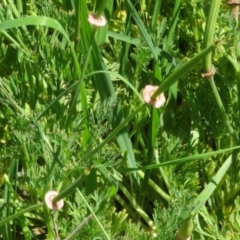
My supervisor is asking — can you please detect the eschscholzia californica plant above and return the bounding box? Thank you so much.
[142,85,166,108]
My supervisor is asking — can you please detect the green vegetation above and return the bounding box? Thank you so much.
[0,0,240,239]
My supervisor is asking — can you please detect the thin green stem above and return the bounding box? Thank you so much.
[76,190,111,240]
[118,146,240,172]
[7,0,20,17]
[202,0,239,144]
[64,214,93,240]
[202,0,221,71]
[119,182,156,230]
[150,0,162,31]
[137,170,171,202]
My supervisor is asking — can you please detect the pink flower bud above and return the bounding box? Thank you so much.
[88,14,107,27]
[142,85,166,108]
[44,191,64,211]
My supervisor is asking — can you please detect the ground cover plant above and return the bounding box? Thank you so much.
[1,0,240,239]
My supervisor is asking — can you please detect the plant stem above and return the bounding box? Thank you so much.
[76,190,111,240]
[202,0,239,144]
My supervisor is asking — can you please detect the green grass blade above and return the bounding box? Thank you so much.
[125,0,158,60]
[0,16,81,79]
[192,154,233,213]
[202,0,221,71]
[0,16,68,38]
[152,44,216,98]
[107,30,140,45]
[119,146,240,172]
[0,204,43,227]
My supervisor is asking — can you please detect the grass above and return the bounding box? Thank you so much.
[1,0,240,239]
